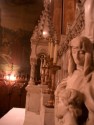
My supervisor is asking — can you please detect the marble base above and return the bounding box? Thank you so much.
[24,106,54,125]
[25,84,41,114]
[41,84,48,93]
[40,105,55,125]
[41,92,50,105]
[44,107,55,125]
[24,84,55,125]
[40,92,55,125]
[23,110,41,125]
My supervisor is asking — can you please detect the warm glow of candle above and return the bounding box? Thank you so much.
[4,74,16,81]
[43,31,48,37]
[43,31,49,38]
[53,43,58,64]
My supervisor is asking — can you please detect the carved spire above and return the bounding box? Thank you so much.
[31,0,57,43]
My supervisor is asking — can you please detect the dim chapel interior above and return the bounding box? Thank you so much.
[0,0,94,125]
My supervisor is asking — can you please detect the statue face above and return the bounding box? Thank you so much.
[71,46,85,66]
[70,36,93,68]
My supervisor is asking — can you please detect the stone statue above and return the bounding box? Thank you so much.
[55,89,83,125]
[84,0,94,42]
[55,36,94,125]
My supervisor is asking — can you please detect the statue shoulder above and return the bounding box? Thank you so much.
[58,77,68,88]
[91,71,94,80]
[91,71,94,75]
[85,71,94,83]
[55,77,68,96]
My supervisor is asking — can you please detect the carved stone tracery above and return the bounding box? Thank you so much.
[58,0,85,57]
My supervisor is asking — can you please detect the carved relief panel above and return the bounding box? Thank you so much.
[63,0,76,34]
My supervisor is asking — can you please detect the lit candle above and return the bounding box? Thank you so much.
[53,43,58,64]
[50,42,54,58]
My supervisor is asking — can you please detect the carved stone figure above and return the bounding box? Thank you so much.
[55,36,94,125]
[56,89,83,125]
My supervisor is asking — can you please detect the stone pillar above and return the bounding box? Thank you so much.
[24,57,41,125]
[29,57,37,85]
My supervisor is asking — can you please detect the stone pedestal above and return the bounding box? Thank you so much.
[24,84,55,125]
[41,93,50,105]
[41,84,48,93]
[25,84,41,114]
[24,110,42,125]
[40,105,55,125]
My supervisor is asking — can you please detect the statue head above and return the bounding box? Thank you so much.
[68,36,93,76]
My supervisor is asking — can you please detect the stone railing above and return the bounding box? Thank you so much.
[58,0,85,57]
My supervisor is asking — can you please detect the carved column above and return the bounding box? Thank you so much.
[29,57,37,85]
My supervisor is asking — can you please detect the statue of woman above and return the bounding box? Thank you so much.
[55,36,94,125]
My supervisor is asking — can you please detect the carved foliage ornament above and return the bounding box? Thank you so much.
[58,1,85,57]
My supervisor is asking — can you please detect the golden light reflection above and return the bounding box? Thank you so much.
[4,74,16,81]
[43,31,49,38]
